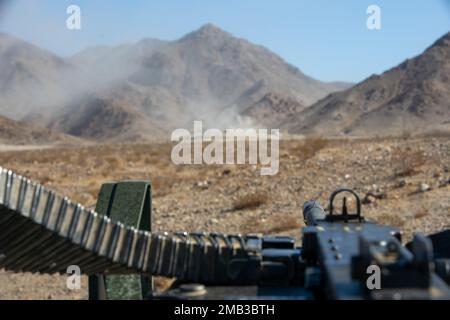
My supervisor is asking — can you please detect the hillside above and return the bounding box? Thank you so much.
[242,92,305,127]
[284,31,450,136]
[0,32,70,120]
[0,115,80,145]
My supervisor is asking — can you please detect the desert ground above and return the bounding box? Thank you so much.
[0,135,450,299]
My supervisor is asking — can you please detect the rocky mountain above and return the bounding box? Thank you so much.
[48,95,168,141]
[284,31,450,136]
[0,32,71,120]
[242,92,305,127]
[0,25,350,141]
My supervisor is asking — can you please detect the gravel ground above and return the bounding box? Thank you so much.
[0,136,449,299]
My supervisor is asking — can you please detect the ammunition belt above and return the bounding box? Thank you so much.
[0,168,252,283]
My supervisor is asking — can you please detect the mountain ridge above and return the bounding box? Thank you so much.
[284,31,450,136]
[0,24,352,141]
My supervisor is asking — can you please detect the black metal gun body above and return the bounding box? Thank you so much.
[301,190,446,300]
[159,189,450,300]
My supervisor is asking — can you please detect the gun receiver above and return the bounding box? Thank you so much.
[301,189,449,299]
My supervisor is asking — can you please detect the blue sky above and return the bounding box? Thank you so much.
[0,0,449,82]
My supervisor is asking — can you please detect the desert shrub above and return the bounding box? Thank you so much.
[290,136,329,161]
[377,213,405,227]
[152,176,177,197]
[263,215,302,234]
[232,192,268,211]
[413,208,429,219]
[391,149,426,178]
[103,155,124,169]
[242,214,301,234]
[418,130,450,139]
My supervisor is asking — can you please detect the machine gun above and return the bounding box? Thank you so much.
[0,168,449,300]
[157,189,450,300]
